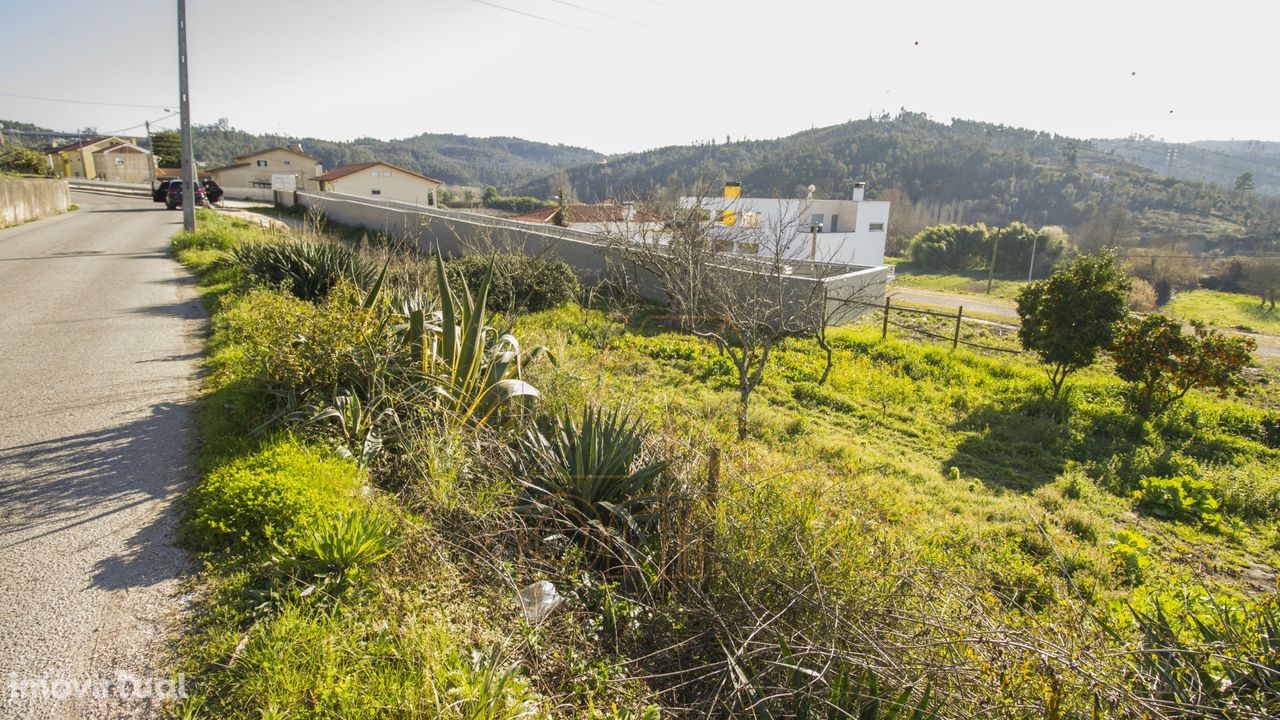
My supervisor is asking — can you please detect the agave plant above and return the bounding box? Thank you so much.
[231,237,381,301]
[514,405,667,563]
[405,251,547,428]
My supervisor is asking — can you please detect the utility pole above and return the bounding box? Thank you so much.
[986,232,1000,294]
[177,0,196,231]
[1027,234,1038,281]
[144,120,157,190]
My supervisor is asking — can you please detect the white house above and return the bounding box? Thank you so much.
[684,182,890,266]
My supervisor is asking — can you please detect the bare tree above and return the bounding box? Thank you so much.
[1243,257,1280,312]
[601,185,882,439]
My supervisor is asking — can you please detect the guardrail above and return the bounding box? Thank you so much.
[67,179,152,197]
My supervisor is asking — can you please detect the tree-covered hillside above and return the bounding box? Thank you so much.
[190,125,601,187]
[521,112,1280,252]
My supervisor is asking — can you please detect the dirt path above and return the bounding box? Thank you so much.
[0,193,204,718]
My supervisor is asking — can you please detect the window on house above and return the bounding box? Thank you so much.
[256,160,268,167]
[741,211,761,228]
[869,222,885,231]
[371,189,381,195]
[382,170,392,177]
[810,213,824,230]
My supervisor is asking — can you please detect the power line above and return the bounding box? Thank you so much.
[0,90,174,110]
[471,0,609,36]
[545,0,647,26]
[102,112,180,136]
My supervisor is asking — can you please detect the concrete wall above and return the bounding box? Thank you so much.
[221,186,277,202]
[0,177,71,227]
[295,191,887,327]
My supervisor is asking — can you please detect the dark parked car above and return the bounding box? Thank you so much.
[202,178,224,205]
[164,180,207,210]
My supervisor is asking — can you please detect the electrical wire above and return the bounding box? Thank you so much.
[546,0,646,26]
[0,90,174,110]
[471,0,609,36]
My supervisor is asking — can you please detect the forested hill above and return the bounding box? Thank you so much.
[190,126,602,188]
[1093,137,1280,196]
[519,112,1280,248]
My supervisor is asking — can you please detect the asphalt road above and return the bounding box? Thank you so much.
[0,192,203,718]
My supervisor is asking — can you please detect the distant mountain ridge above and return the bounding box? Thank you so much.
[1092,138,1280,195]
[189,126,602,188]
[515,113,1279,248]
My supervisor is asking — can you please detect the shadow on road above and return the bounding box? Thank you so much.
[0,400,194,589]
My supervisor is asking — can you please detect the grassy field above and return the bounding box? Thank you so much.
[1164,289,1280,334]
[170,211,1280,718]
[889,261,1029,300]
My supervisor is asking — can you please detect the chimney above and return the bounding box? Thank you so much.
[723,181,741,199]
[851,181,866,202]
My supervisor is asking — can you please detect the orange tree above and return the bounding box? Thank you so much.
[1112,315,1256,417]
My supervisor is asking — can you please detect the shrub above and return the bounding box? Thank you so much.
[225,284,388,391]
[1126,278,1158,311]
[514,406,666,564]
[1134,475,1223,528]
[1109,529,1153,584]
[445,254,579,313]
[231,238,380,301]
[184,437,362,552]
[0,145,47,175]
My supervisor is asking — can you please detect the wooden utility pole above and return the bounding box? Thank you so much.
[177,0,196,231]
[144,120,157,190]
[986,233,999,294]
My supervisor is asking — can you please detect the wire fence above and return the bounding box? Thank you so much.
[835,295,1021,355]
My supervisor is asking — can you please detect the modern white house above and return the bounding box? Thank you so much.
[684,182,890,266]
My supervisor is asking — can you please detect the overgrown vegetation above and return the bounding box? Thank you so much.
[172,209,1279,718]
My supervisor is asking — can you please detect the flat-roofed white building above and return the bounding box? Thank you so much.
[684,182,889,266]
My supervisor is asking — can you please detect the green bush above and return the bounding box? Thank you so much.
[277,510,400,601]
[445,254,579,313]
[232,238,380,301]
[1133,475,1223,527]
[1109,529,1153,584]
[223,284,389,391]
[185,436,363,552]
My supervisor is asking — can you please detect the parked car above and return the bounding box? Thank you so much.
[202,178,224,206]
[151,179,173,203]
[165,180,207,210]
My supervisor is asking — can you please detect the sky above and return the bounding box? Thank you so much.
[0,0,1275,155]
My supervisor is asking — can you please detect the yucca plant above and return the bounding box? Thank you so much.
[406,251,547,428]
[514,405,666,565]
[231,238,381,301]
[277,510,400,603]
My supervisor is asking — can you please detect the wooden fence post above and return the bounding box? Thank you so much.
[953,306,964,350]
[881,296,891,341]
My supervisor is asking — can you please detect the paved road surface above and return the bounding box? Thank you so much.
[0,192,202,718]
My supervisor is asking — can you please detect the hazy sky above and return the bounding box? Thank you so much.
[1,0,1274,155]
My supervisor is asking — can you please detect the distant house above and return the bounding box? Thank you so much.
[93,142,153,183]
[207,146,324,194]
[47,136,147,180]
[683,181,890,266]
[510,203,625,224]
[313,162,441,207]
